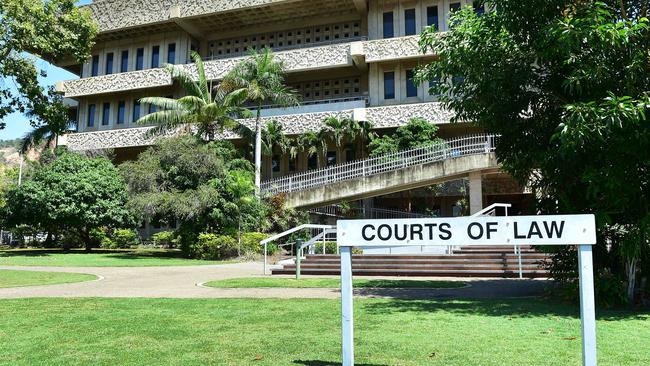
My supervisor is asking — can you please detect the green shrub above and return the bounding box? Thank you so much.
[112,229,140,249]
[191,233,238,260]
[312,241,338,254]
[240,232,278,255]
[152,231,175,247]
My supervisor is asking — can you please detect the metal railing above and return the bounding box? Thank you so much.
[261,134,498,196]
[203,36,367,61]
[257,96,369,111]
[310,205,432,220]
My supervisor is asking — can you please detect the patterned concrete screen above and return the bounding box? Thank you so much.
[337,215,598,366]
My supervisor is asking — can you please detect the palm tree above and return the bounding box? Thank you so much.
[345,119,375,158]
[221,48,300,193]
[137,52,249,140]
[261,120,290,157]
[298,130,328,168]
[21,99,73,153]
[323,116,348,151]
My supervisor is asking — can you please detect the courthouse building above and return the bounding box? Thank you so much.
[54,0,531,219]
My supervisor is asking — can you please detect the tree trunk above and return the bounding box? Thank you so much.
[626,258,637,304]
[254,105,263,195]
[238,212,242,257]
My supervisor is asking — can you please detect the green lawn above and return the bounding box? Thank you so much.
[0,270,97,288]
[205,277,466,289]
[0,249,234,267]
[0,298,647,365]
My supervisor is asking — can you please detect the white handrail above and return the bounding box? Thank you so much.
[261,134,498,196]
[262,224,335,275]
[471,203,512,217]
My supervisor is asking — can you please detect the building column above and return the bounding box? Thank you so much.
[469,171,483,215]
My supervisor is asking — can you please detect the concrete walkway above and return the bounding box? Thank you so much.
[0,262,552,299]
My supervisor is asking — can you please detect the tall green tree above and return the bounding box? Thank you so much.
[138,52,249,140]
[221,48,300,192]
[0,0,97,129]
[2,152,133,249]
[368,118,444,156]
[417,0,650,304]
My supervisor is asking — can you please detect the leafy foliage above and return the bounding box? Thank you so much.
[0,0,97,130]
[369,118,444,156]
[2,152,133,249]
[417,0,650,304]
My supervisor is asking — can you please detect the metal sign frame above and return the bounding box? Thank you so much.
[337,215,598,366]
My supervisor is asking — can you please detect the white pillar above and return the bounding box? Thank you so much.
[469,171,483,215]
[340,246,354,366]
[578,245,598,366]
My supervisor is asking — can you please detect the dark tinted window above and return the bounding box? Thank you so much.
[87,104,96,127]
[384,71,395,100]
[326,151,337,166]
[272,155,281,172]
[406,69,418,97]
[91,55,99,76]
[105,53,114,75]
[136,48,144,70]
[427,6,439,30]
[383,12,394,38]
[133,101,141,122]
[405,9,416,36]
[474,2,485,15]
[167,43,176,64]
[149,103,157,114]
[151,46,160,68]
[308,154,318,170]
[117,101,125,124]
[120,50,129,72]
[102,103,110,125]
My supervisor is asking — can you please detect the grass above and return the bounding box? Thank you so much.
[0,270,97,288]
[204,277,466,289]
[0,249,235,267]
[0,298,647,365]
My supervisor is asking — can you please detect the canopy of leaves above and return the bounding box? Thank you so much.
[0,0,97,129]
[417,0,650,303]
[2,152,132,242]
[369,118,444,156]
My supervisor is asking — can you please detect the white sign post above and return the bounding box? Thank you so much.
[337,215,598,366]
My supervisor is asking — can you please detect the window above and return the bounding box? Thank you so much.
[87,104,96,127]
[429,77,442,96]
[167,43,176,64]
[149,103,157,114]
[289,157,296,172]
[117,101,125,124]
[105,53,114,75]
[450,2,461,12]
[132,100,141,122]
[91,55,99,76]
[345,147,356,162]
[102,103,110,125]
[272,155,281,172]
[120,50,129,72]
[326,151,337,167]
[404,9,416,36]
[383,12,394,38]
[406,69,418,98]
[308,154,318,170]
[135,48,144,70]
[427,6,440,30]
[151,45,160,68]
[384,71,395,100]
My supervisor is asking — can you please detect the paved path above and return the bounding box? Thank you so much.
[0,263,552,299]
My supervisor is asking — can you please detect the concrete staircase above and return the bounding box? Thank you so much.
[271,246,550,278]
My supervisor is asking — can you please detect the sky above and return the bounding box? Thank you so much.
[0,0,93,141]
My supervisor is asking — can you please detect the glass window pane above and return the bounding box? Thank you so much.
[406,69,418,97]
[427,6,439,30]
[167,43,176,65]
[136,48,144,70]
[384,71,395,100]
[405,9,416,36]
[383,12,394,38]
[133,101,141,122]
[102,103,110,125]
[105,53,114,75]
[87,104,95,127]
[151,46,160,68]
[117,101,125,124]
[326,151,337,166]
[121,50,129,72]
[91,55,99,76]
[308,154,318,170]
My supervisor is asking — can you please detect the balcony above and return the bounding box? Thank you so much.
[363,35,434,63]
[259,97,368,118]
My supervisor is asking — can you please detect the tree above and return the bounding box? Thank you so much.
[0,0,97,129]
[2,152,133,249]
[345,119,375,158]
[297,130,328,168]
[417,1,650,304]
[223,169,256,256]
[368,118,444,156]
[138,52,249,140]
[261,120,291,157]
[221,48,300,192]
[20,93,72,153]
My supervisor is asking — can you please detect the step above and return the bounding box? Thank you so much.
[283,264,545,271]
[304,254,549,260]
[296,259,549,265]
[271,268,549,278]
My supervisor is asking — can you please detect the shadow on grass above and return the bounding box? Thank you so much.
[360,298,650,321]
[0,249,188,260]
[293,361,387,366]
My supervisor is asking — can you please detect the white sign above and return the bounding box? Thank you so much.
[337,215,596,247]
